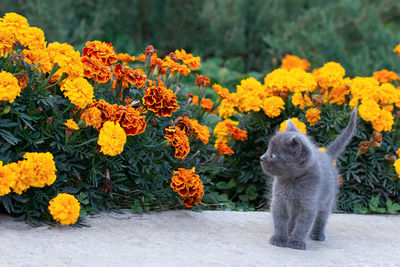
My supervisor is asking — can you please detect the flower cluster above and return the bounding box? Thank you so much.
[213,119,247,154]
[0,152,57,196]
[170,168,204,208]
[48,193,80,225]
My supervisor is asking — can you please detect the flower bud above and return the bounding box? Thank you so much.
[47,117,53,124]
[358,141,370,154]
[36,106,43,113]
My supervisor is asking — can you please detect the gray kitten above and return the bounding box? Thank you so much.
[260,109,357,250]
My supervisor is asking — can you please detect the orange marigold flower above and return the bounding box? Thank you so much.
[192,96,214,112]
[175,49,201,70]
[216,142,234,155]
[22,48,53,74]
[0,71,22,103]
[227,124,247,141]
[116,53,135,64]
[305,108,321,126]
[292,92,312,109]
[195,74,211,88]
[0,161,17,196]
[113,63,147,90]
[212,83,231,99]
[164,126,190,159]
[81,56,113,83]
[81,106,102,130]
[176,116,193,135]
[48,193,80,225]
[64,119,79,130]
[1,12,29,30]
[142,80,180,117]
[170,167,204,208]
[98,121,127,156]
[358,100,380,122]
[0,26,14,57]
[17,26,46,50]
[396,148,400,158]
[312,62,345,90]
[115,105,146,136]
[144,45,158,57]
[91,99,118,123]
[394,158,400,179]
[279,118,307,134]
[281,54,310,71]
[82,41,117,66]
[150,56,167,76]
[214,119,247,145]
[372,69,399,83]
[393,44,400,56]
[189,118,210,144]
[162,56,190,76]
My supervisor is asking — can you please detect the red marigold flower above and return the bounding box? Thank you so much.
[227,124,247,141]
[142,79,180,117]
[195,74,210,87]
[114,105,146,136]
[170,167,204,208]
[82,41,117,66]
[144,45,158,57]
[164,126,190,159]
[216,142,234,155]
[113,63,147,90]
[150,57,167,76]
[81,56,113,83]
[176,117,210,144]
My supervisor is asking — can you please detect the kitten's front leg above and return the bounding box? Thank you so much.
[288,205,317,250]
[269,198,289,248]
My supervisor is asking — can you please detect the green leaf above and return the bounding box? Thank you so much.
[216,179,237,190]
[131,200,143,214]
[387,200,400,214]
[0,129,20,145]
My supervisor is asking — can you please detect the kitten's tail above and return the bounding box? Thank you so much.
[326,108,358,159]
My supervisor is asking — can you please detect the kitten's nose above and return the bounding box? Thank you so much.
[260,155,266,162]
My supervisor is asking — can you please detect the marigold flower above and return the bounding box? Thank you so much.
[312,62,345,90]
[189,118,210,144]
[113,63,147,90]
[162,56,190,76]
[115,105,146,136]
[236,77,264,113]
[281,54,310,71]
[396,148,400,158]
[150,56,167,76]
[291,92,312,109]
[170,167,204,208]
[328,81,349,105]
[394,158,400,179]
[144,45,158,57]
[47,42,84,81]
[0,26,14,57]
[175,49,201,70]
[164,126,190,159]
[22,48,53,74]
[212,84,231,99]
[81,56,113,83]
[312,94,324,107]
[1,12,29,30]
[0,161,17,196]
[142,80,179,117]
[216,142,234,155]
[305,108,321,126]
[0,71,22,103]
[176,116,193,135]
[214,119,247,145]
[378,83,400,106]
[80,107,103,130]
[116,53,135,64]
[279,118,307,134]
[358,141,370,154]
[195,74,211,88]
[196,97,214,112]
[358,100,381,122]
[64,119,79,130]
[61,77,94,109]
[48,193,80,225]
[91,99,118,123]
[17,26,46,50]
[264,68,317,94]
[83,41,117,66]
[372,69,399,83]
[260,96,285,118]
[98,121,127,156]
[371,108,394,132]
[218,98,237,118]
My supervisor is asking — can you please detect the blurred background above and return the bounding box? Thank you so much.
[2,0,400,84]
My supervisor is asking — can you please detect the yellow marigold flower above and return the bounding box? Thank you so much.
[378,83,400,106]
[281,54,310,71]
[393,44,400,56]
[164,126,190,159]
[347,77,380,107]
[64,119,79,130]
[371,108,394,132]
[22,48,53,74]
[261,96,285,118]
[328,80,349,105]
[218,98,237,118]
[47,42,84,81]
[0,26,15,57]
[80,107,103,130]
[162,56,190,76]
[175,49,201,70]
[17,26,46,50]
[0,161,17,196]
[358,100,381,122]
[305,108,321,126]
[188,119,210,144]
[236,77,264,113]
[213,119,239,144]
[61,77,94,109]
[312,62,345,90]
[98,121,127,156]
[279,118,307,134]
[394,158,400,179]
[372,69,399,84]
[21,152,57,188]
[397,148,400,158]
[292,92,312,110]
[0,71,22,103]
[1,12,29,31]
[170,167,204,208]
[48,193,80,225]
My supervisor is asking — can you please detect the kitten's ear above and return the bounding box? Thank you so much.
[286,120,299,132]
[287,136,302,157]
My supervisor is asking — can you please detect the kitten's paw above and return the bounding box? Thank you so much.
[269,236,288,247]
[310,232,325,241]
[288,240,306,250]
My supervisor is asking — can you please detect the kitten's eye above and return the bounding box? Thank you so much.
[270,153,277,159]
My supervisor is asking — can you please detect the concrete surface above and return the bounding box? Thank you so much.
[0,210,399,267]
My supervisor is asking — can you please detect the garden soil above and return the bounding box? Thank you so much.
[1,210,399,266]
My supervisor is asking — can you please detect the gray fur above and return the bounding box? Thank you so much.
[260,109,357,250]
